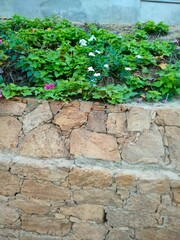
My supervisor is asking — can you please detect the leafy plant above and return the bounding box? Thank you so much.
[0,16,179,103]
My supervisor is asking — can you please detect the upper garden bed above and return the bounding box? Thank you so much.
[0,16,179,104]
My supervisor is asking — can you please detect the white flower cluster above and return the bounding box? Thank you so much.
[79,39,87,46]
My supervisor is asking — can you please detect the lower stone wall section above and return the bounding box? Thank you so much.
[0,154,179,240]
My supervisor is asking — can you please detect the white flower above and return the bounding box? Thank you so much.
[79,39,87,46]
[104,64,109,69]
[89,52,95,57]
[88,35,96,42]
[94,73,101,77]
[88,66,95,72]
[118,35,122,39]
[125,67,132,71]
[95,50,101,54]
[136,55,142,59]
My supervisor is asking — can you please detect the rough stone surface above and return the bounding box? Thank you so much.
[0,116,22,150]
[122,126,164,163]
[107,112,126,135]
[0,171,20,196]
[0,100,26,115]
[60,204,104,223]
[73,223,108,240]
[23,101,53,133]
[22,215,71,236]
[127,107,155,131]
[0,100,180,240]
[156,108,180,127]
[70,128,120,161]
[54,107,87,131]
[69,168,112,188]
[166,126,180,170]
[21,179,70,201]
[19,124,68,158]
[86,111,107,133]
[136,228,180,240]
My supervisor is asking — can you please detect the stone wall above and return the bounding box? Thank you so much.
[0,98,180,240]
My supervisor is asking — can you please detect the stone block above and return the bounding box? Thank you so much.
[79,101,93,113]
[172,187,180,204]
[122,126,164,163]
[136,228,180,240]
[107,112,126,135]
[106,229,133,240]
[0,100,26,115]
[73,223,108,240]
[156,108,180,127]
[54,107,87,131]
[23,101,53,133]
[0,171,20,196]
[60,204,104,223]
[86,111,107,133]
[106,207,158,228]
[11,161,68,182]
[139,178,170,194]
[22,215,71,236]
[0,116,22,150]
[0,204,20,227]
[21,179,70,201]
[166,127,180,170]
[115,173,136,189]
[127,107,155,131]
[70,128,120,161]
[69,167,112,188]
[73,189,122,207]
[9,195,51,215]
[124,194,160,212]
[19,124,68,158]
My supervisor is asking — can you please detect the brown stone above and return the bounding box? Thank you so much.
[106,229,133,240]
[73,189,122,207]
[70,128,120,161]
[20,231,63,240]
[19,124,68,158]
[136,228,180,240]
[0,116,22,150]
[156,108,180,127]
[69,168,112,188]
[92,102,106,111]
[0,171,20,196]
[0,204,20,227]
[124,194,160,212]
[161,206,180,218]
[10,195,51,215]
[23,102,53,133]
[166,127,180,170]
[106,207,158,228]
[139,178,170,194]
[0,100,26,115]
[122,126,164,163]
[11,160,69,182]
[172,187,180,204]
[115,173,136,189]
[127,107,155,131]
[80,101,93,112]
[21,179,70,201]
[22,215,71,236]
[107,112,126,135]
[86,111,107,133]
[60,204,104,223]
[73,223,108,240]
[49,101,63,115]
[54,107,87,131]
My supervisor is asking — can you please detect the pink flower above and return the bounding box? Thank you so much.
[0,90,3,98]
[44,83,55,90]
[0,39,2,44]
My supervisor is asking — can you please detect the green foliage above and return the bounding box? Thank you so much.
[135,21,169,36]
[0,16,179,103]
